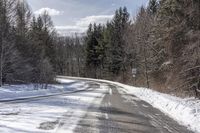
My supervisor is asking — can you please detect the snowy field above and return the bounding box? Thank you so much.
[0,78,108,133]
[60,76,200,133]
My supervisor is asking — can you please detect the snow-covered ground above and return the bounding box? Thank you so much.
[119,86,200,133]
[59,76,200,133]
[0,78,108,133]
[0,78,86,101]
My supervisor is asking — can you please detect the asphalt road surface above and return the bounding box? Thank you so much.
[0,79,194,133]
[73,83,193,133]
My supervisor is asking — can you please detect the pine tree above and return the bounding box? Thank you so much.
[106,7,130,77]
[85,24,99,77]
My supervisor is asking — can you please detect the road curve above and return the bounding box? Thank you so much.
[0,78,194,133]
[72,82,193,133]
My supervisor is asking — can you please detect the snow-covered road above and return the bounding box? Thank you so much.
[0,77,198,133]
[0,80,107,133]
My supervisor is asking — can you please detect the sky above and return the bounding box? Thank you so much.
[27,0,149,35]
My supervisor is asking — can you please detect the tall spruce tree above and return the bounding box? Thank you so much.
[106,7,130,76]
[85,23,99,77]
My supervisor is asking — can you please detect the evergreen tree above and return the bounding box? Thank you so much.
[85,23,99,77]
[106,7,130,76]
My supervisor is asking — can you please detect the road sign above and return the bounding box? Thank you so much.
[132,68,137,78]
[132,68,137,74]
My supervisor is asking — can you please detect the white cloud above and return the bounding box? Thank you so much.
[76,15,114,27]
[34,8,64,16]
[56,15,114,36]
[55,26,87,36]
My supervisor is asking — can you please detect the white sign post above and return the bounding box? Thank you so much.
[132,68,137,77]
[132,68,137,85]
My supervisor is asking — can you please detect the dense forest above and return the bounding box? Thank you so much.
[84,0,200,97]
[0,0,199,97]
[0,0,84,88]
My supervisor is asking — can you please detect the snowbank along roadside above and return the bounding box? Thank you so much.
[0,79,86,101]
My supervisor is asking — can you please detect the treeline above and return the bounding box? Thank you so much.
[0,0,84,87]
[55,36,84,77]
[85,8,131,81]
[1,0,199,97]
[84,0,200,97]
[0,0,58,87]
